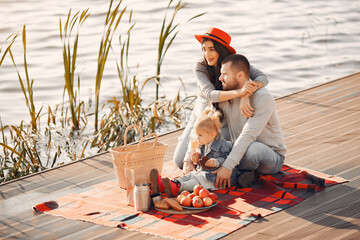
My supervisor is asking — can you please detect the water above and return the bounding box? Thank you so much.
[1,0,359,126]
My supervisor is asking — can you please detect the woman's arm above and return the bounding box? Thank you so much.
[194,61,268,103]
[250,65,268,88]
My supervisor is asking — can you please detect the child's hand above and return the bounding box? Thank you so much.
[191,152,201,164]
[205,158,216,167]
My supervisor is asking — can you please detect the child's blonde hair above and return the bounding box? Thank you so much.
[195,108,222,136]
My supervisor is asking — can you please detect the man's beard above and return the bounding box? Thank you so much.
[223,81,240,91]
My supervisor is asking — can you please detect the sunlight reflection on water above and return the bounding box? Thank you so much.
[0,0,359,125]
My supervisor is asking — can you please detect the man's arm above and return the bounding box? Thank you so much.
[215,92,275,188]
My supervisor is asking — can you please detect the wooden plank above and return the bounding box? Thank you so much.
[0,73,359,240]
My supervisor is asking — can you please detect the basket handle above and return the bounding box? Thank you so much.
[137,133,158,150]
[124,124,143,146]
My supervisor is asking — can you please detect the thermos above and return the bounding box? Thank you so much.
[134,183,151,211]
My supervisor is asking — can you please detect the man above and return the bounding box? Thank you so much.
[213,54,287,189]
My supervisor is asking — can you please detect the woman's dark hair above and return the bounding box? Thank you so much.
[201,38,232,91]
[201,38,232,122]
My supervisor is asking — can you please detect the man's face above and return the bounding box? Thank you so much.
[219,62,240,90]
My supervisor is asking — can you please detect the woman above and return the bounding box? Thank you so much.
[174,27,269,172]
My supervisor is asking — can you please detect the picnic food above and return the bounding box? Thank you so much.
[199,189,210,198]
[154,199,170,210]
[180,196,192,207]
[203,197,213,207]
[164,197,183,211]
[193,184,203,196]
[192,197,204,208]
[177,185,218,208]
[209,192,218,203]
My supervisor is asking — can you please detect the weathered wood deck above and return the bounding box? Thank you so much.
[1,73,360,239]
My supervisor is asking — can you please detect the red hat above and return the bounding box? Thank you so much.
[195,27,236,54]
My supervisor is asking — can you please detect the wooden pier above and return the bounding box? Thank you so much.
[1,73,359,239]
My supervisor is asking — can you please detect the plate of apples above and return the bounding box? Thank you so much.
[176,184,218,210]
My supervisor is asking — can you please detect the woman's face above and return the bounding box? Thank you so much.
[202,40,220,67]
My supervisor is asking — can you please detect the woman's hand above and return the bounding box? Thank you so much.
[242,81,258,96]
[183,161,196,175]
[240,96,254,118]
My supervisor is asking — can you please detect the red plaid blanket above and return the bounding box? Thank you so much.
[34,164,346,240]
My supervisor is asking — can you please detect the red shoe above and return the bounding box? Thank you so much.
[163,177,181,197]
[150,169,165,194]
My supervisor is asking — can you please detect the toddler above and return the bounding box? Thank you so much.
[151,109,233,197]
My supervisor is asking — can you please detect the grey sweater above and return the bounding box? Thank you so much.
[219,87,287,171]
[193,59,269,104]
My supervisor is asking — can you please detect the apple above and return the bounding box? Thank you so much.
[177,194,185,203]
[199,189,210,198]
[188,193,196,200]
[192,197,204,208]
[180,196,192,207]
[209,192,218,203]
[193,184,203,196]
[181,190,191,196]
[203,197,213,207]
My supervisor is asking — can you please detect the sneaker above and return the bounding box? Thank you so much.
[237,170,255,188]
[163,177,181,197]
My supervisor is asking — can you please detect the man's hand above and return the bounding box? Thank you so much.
[183,161,196,175]
[212,166,232,189]
[240,96,254,118]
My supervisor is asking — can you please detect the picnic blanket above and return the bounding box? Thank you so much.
[34,163,346,240]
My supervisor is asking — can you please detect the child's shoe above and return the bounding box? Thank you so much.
[163,177,181,197]
[150,169,165,194]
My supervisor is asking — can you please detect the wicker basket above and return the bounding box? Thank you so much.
[110,125,168,189]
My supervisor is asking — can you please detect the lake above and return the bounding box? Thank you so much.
[1,0,359,126]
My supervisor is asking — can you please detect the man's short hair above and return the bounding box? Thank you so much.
[222,54,250,77]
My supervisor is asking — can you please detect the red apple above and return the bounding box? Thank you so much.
[199,188,210,198]
[181,190,190,196]
[188,193,196,200]
[193,184,203,196]
[209,192,218,203]
[177,194,185,203]
[192,198,204,208]
[193,196,201,202]
[180,196,192,207]
[203,197,213,207]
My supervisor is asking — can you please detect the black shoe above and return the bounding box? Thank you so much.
[237,170,255,188]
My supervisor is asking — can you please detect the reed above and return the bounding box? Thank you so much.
[143,0,204,131]
[0,0,203,182]
[2,26,42,132]
[0,121,44,182]
[59,9,90,131]
[92,16,147,151]
[94,0,127,132]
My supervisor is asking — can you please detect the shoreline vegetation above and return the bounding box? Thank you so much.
[0,0,205,183]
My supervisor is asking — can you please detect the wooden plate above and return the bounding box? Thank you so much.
[155,202,217,214]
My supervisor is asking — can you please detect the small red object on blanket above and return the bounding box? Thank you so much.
[33,200,58,213]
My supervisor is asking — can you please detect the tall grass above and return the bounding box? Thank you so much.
[0,0,203,183]
[144,0,205,132]
[94,0,127,132]
[2,26,42,133]
[59,9,90,130]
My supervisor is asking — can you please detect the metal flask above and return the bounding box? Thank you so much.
[134,183,151,211]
